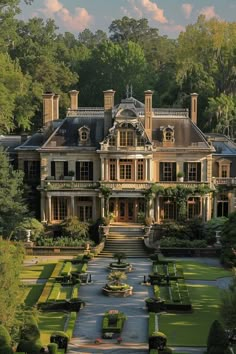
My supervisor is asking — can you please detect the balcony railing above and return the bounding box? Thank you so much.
[213,177,236,186]
[41,180,99,190]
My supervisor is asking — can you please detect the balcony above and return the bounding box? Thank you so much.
[41,180,99,191]
[212,177,236,186]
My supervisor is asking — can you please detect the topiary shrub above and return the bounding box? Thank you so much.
[0,346,14,354]
[48,342,58,354]
[16,339,43,354]
[207,320,229,353]
[17,315,43,354]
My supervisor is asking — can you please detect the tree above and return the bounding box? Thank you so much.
[0,325,13,354]
[107,271,127,286]
[0,241,25,333]
[207,320,229,353]
[0,147,27,237]
[113,252,126,264]
[15,217,44,241]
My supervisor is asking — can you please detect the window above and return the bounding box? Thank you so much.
[120,131,134,146]
[221,165,229,178]
[137,135,144,146]
[109,159,116,180]
[184,162,201,181]
[161,125,175,143]
[120,159,132,180]
[24,161,40,180]
[109,136,116,146]
[160,162,176,181]
[162,197,176,220]
[52,197,68,220]
[78,126,90,143]
[217,194,229,217]
[77,197,92,221]
[51,161,68,179]
[137,159,144,180]
[76,161,93,180]
[187,197,200,219]
[165,131,172,141]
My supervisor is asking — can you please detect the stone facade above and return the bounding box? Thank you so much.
[12,89,236,225]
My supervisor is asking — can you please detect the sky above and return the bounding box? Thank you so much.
[19,0,236,38]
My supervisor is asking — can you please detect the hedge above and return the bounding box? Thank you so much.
[0,325,11,346]
[48,282,61,301]
[61,262,72,276]
[37,279,54,303]
[65,311,77,339]
[71,284,80,300]
[148,312,157,337]
[51,262,64,278]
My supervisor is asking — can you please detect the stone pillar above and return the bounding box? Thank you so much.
[202,197,206,222]
[48,195,52,223]
[150,158,153,181]
[145,159,148,181]
[134,159,137,181]
[213,194,217,218]
[149,197,154,220]
[156,196,160,223]
[40,192,46,222]
[101,196,105,218]
[116,158,120,180]
[206,195,211,221]
[101,158,105,180]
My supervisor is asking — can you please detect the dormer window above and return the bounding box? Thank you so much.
[109,135,116,146]
[78,126,90,144]
[160,125,175,143]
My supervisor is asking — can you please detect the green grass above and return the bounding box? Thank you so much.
[39,311,68,345]
[159,284,221,346]
[179,261,232,280]
[20,262,56,279]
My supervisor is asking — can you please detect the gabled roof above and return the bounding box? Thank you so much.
[205,133,236,155]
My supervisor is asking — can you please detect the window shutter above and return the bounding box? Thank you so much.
[76,162,80,180]
[64,161,68,176]
[159,162,163,181]
[36,161,40,177]
[24,161,28,178]
[172,163,176,181]
[184,162,188,181]
[51,161,55,177]
[197,162,201,181]
[89,162,93,180]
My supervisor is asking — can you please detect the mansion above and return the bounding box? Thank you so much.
[7,89,236,225]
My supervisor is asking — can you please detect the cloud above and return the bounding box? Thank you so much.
[199,6,219,20]
[39,0,93,32]
[182,3,193,19]
[141,0,168,24]
[162,23,185,34]
[128,0,143,17]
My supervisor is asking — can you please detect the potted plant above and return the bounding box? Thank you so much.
[68,170,75,180]
[109,252,132,272]
[177,171,184,182]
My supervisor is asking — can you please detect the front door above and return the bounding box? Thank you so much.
[118,199,134,222]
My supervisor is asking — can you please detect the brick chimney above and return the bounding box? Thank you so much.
[69,90,79,110]
[191,93,198,125]
[42,92,54,125]
[53,94,60,120]
[144,90,153,141]
[103,89,115,136]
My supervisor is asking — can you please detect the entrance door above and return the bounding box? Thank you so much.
[118,199,134,222]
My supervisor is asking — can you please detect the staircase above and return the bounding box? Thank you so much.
[99,224,150,258]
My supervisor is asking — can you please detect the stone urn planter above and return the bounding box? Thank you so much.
[108,262,132,272]
[145,298,166,313]
[102,284,133,297]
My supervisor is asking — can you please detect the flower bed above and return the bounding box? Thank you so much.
[102,284,133,297]
[108,262,132,272]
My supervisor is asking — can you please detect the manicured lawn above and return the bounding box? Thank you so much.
[39,312,68,345]
[159,284,221,346]
[23,284,44,307]
[20,262,56,279]
[179,260,232,280]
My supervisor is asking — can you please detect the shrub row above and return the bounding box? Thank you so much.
[37,279,55,303]
[48,283,61,301]
[51,262,64,278]
[61,262,72,276]
[148,312,157,337]
[71,284,80,300]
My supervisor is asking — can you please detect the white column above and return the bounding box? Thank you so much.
[206,195,211,221]
[202,197,206,222]
[101,158,105,181]
[134,159,137,181]
[156,196,160,223]
[145,159,148,181]
[48,195,52,223]
[150,158,153,181]
[116,158,120,180]
[101,196,105,217]
[213,194,217,218]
